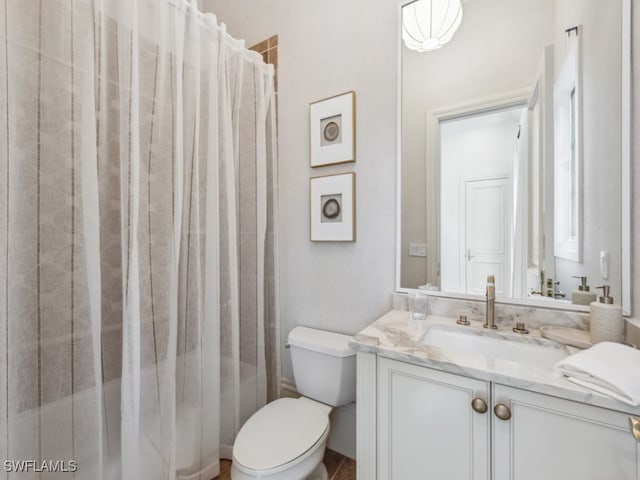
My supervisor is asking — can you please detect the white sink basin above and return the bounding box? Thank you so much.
[420,324,569,367]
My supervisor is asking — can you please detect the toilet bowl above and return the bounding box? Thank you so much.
[231,327,356,480]
[231,397,331,480]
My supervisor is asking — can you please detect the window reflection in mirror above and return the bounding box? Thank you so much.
[554,31,582,264]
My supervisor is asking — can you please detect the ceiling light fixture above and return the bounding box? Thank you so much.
[402,0,463,53]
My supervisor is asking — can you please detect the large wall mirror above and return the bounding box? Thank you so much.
[397,0,631,313]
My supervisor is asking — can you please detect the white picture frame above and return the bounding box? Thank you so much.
[309,91,356,167]
[310,172,356,242]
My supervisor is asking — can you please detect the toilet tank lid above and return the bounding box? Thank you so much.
[288,326,356,358]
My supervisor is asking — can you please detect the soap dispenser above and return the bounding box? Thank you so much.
[571,276,597,306]
[589,285,624,343]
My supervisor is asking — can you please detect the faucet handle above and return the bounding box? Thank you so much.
[513,322,529,334]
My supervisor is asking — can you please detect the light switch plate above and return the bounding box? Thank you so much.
[409,243,427,257]
[600,250,609,279]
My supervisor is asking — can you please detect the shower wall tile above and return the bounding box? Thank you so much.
[12,61,37,116]
[41,342,72,404]
[101,326,123,384]
[7,0,41,52]
[40,395,73,463]
[9,167,39,345]
[70,391,103,471]
[239,233,258,276]
[73,335,100,392]
[240,273,258,366]
[239,188,257,234]
[7,407,39,464]
[10,343,39,412]
[102,376,123,462]
[251,39,269,55]
[42,0,73,60]
[250,34,278,110]
[219,300,235,386]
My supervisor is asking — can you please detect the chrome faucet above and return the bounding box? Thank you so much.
[484,275,497,329]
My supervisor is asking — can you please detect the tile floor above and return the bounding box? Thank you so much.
[212,449,356,480]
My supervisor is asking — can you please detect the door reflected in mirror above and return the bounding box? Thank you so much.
[399,0,630,312]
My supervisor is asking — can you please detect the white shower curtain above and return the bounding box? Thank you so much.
[510,110,528,299]
[0,0,279,478]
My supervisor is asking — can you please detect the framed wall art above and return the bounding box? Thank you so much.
[309,91,355,167]
[310,172,356,242]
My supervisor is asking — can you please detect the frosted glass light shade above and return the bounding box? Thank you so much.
[402,0,463,52]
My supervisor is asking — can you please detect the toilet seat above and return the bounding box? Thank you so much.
[233,397,330,473]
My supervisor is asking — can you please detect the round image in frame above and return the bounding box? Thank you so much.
[320,114,343,147]
[320,194,343,223]
[323,121,340,142]
[322,198,341,219]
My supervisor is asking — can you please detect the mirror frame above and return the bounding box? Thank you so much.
[395,0,632,315]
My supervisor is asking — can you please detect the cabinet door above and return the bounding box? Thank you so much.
[493,384,640,480]
[377,357,490,480]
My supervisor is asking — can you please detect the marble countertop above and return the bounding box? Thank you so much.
[351,309,640,415]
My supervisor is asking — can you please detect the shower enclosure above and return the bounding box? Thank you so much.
[0,0,278,478]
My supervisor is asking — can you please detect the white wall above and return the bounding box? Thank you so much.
[201,0,398,383]
[440,109,521,292]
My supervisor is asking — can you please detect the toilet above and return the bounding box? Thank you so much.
[231,326,356,480]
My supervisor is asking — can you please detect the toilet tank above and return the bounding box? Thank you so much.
[288,326,356,407]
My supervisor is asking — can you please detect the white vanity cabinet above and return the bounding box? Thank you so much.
[492,384,640,480]
[357,353,640,480]
[377,357,490,480]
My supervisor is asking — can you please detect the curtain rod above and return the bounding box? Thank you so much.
[166,0,268,66]
[565,26,579,37]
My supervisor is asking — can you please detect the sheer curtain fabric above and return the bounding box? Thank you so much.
[0,0,278,478]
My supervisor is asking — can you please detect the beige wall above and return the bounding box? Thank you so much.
[202,0,399,383]
[203,0,640,368]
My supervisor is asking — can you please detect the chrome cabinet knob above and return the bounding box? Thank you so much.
[630,416,640,441]
[494,403,512,421]
[471,398,488,414]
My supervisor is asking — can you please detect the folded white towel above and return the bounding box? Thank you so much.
[555,341,640,407]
